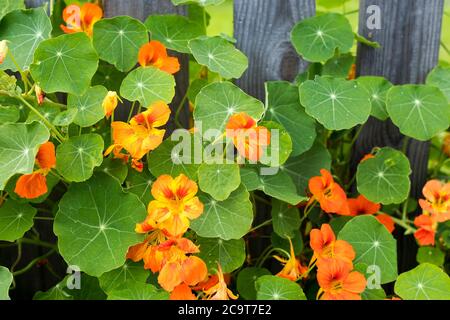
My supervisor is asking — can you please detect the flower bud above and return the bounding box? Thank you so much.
[103,91,119,119]
[0,40,9,64]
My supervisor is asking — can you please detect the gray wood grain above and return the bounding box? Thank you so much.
[353,0,444,272]
[234,0,315,100]
[104,0,190,130]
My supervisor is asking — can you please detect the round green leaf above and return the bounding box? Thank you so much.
[291,13,354,62]
[147,136,200,181]
[53,109,78,127]
[196,237,245,273]
[120,67,175,107]
[281,142,331,196]
[240,167,306,205]
[356,147,411,204]
[93,16,149,72]
[271,199,300,239]
[0,199,37,242]
[107,280,168,300]
[394,263,450,300]
[258,121,292,166]
[322,53,354,78]
[194,82,265,133]
[145,15,204,53]
[30,32,99,95]
[56,133,104,182]
[198,163,240,201]
[189,36,248,79]
[33,276,73,300]
[67,85,108,128]
[190,185,253,240]
[353,263,387,300]
[426,65,450,102]
[237,267,271,300]
[264,81,316,157]
[0,0,24,20]
[96,157,129,184]
[386,84,450,141]
[416,247,445,267]
[0,122,49,190]
[256,275,307,300]
[99,261,149,293]
[0,266,13,300]
[299,76,371,130]
[357,76,393,121]
[26,104,60,124]
[125,168,154,205]
[0,7,52,72]
[338,215,398,284]
[54,173,146,277]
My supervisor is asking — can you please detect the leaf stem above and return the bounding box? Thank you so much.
[12,249,56,277]
[19,237,57,250]
[17,95,66,142]
[249,219,272,233]
[7,50,33,91]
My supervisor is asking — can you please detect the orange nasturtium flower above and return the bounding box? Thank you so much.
[138,41,180,74]
[203,264,238,300]
[15,142,56,199]
[310,224,355,270]
[127,236,207,292]
[347,195,395,233]
[136,174,204,238]
[226,112,271,162]
[105,101,171,172]
[102,91,119,119]
[308,169,349,215]
[274,238,308,281]
[170,283,197,300]
[418,180,450,222]
[414,214,438,246]
[317,262,366,300]
[60,3,103,36]
[360,153,375,162]
[0,40,8,64]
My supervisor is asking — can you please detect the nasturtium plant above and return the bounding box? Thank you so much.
[0,0,449,302]
[30,32,99,95]
[291,13,354,62]
[299,76,371,130]
[145,15,204,54]
[356,147,411,204]
[93,16,149,72]
[0,7,52,71]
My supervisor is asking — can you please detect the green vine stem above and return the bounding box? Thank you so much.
[17,95,66,142]
[12,249,56,277]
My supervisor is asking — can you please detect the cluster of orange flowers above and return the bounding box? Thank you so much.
[311,224,366,300]
[414,180,450,246]
[14,142,56,199]
[308,169,394,233]
[126,174,237,300]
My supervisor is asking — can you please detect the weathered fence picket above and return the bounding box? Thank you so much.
[352,0,444,272]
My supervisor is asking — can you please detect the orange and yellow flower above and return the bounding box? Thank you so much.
[414,214,438,246]
[127,235,207,292]
[105,101,171,171]
[317,262,366,300]
[60,3,103,36]
[15,142,56,199]
[310,223,355,270]
[203,264,238,300]
[418,180,450,222]
[136,174,204,238]
[170,283,197,300]
[138,41,180,74]
[226,112,270,162]
[274,238,308,281]
[308,169,349,215]
[102,91,119,119]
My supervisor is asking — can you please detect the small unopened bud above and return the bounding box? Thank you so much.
[35,85,45,105]
[102,91,119,119]
[0,40,9,64]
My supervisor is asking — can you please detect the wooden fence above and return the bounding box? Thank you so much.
[1,0,444,298]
